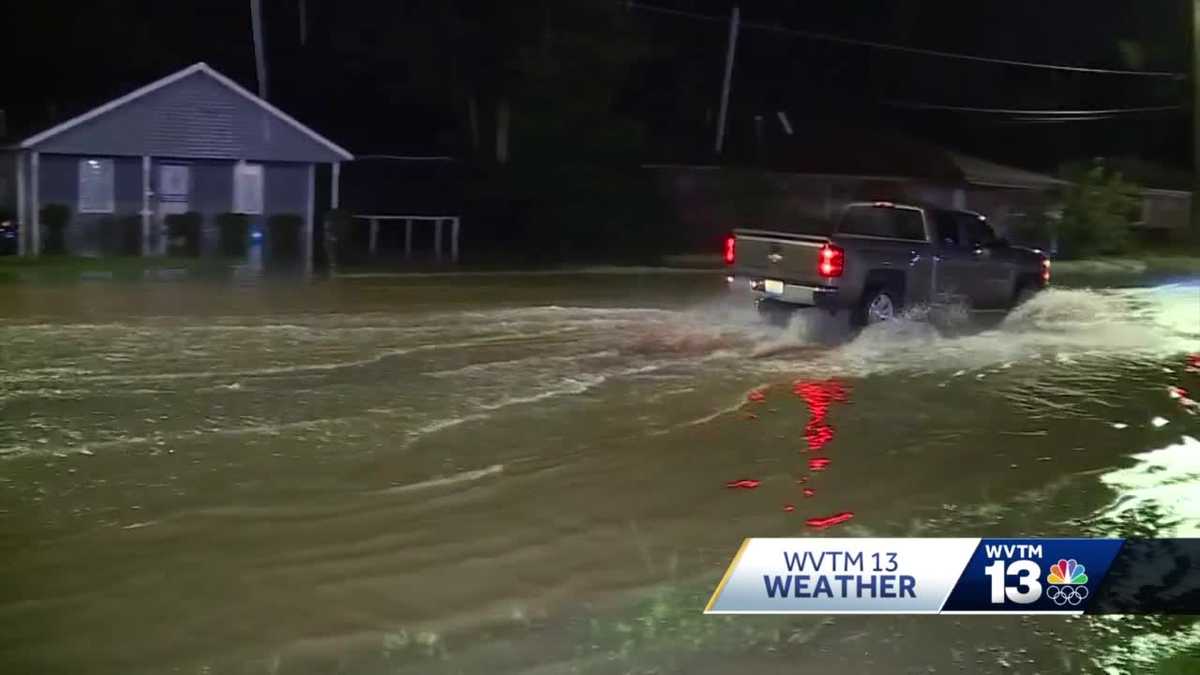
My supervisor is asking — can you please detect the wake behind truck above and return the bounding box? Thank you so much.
[726,201,1051,325]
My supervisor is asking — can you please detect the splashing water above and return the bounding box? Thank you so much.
[741,285,1200,379]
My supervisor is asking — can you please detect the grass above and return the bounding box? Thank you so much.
[0,255,242,283]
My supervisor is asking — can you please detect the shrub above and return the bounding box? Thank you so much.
[40,203,70,254]
[323,208,353,242]
[164,212,203,257]
[215,213,251,257]
[1055,160,1141,258]
[321,208,355,268]
[267,213,304,261]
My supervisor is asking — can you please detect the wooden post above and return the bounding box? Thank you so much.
[330,162,340,209]
[30,151,40,256]
[369,217,379,256]
[15,152,25,256]
[304,163,315,275]
[434,218,443,261]
[451,217,460,263]
[141,156,152,256]
[404,218,412,259]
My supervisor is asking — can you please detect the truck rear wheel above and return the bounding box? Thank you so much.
[855,287,899,326]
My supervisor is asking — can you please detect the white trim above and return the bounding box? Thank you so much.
[330,162,340,209]
[141,156,152,256]
[16,152,26,256]
[354,155,455,161]
[1142,187,1192,198]
[19,63,354,161]
[30,152,40,256]
[305,163,315,275]
[350,214,460,220]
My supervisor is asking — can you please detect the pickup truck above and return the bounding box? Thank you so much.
[726,201,1050,325]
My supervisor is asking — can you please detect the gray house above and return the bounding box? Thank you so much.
[2,62,352,271]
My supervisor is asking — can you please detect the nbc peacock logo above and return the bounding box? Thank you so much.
[1045,558,1089,606]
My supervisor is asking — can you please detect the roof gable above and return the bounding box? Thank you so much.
[19,63,352,162]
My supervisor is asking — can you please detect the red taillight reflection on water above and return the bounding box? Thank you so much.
[805,512,855,529]
[793,380,849,451]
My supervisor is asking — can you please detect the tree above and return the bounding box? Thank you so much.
[1055,160,1142,257]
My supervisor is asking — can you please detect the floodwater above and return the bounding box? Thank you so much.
[0,273,1198,674]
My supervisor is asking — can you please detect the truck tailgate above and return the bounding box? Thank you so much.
[732,229,832,287]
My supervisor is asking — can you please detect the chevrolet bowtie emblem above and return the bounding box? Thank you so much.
[767,253,783,263]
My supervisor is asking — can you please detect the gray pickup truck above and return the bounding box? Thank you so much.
[727,201,1050,325]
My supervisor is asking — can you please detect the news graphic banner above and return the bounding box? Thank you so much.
[706,538,1200,614]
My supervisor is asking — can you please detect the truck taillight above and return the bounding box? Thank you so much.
[724,236,736,265]
[1041,257,1051,284]
[818,243,844,277]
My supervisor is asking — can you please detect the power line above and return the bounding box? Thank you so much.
[884,101,1185,115]
[626,1,1187,79]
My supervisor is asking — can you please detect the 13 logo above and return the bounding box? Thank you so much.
[984,557,1089,606]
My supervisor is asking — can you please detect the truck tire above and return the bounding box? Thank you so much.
[854,286,900,326]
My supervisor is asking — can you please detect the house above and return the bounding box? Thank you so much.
[1,62,352,271]
[643,123,1071,251]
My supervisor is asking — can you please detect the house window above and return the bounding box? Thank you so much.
[233,162,264,215]
[78,158,115,213]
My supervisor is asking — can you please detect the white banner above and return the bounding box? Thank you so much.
[706,538,980,614]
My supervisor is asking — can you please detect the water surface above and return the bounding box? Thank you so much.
[1,274,1197,674]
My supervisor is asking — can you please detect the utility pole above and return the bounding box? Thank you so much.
[715,5,740,156]
[1193,0,1200,237]
[251,0,268,99]
[298,0,307,45]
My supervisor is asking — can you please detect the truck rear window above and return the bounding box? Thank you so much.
[838,206,927,241]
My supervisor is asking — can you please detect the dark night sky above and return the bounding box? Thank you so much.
[2,1,1191,174]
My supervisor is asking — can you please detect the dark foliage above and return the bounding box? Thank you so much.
[165,212,203,257]
[39,204,70,255]
[267,213,304,261]
[215,213,251,257]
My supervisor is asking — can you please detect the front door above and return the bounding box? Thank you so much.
[956,212,1014,308]
[930,210,974,306]
[157,164,190,254]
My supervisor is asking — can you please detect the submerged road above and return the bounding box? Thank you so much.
[0,273,1197,674]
